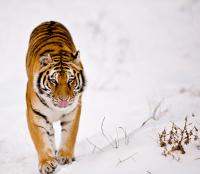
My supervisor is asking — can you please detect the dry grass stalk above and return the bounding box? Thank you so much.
[101,117,129,149]
[101,117,118,148]
[141,99,167,127]
[116,153,137,167]
[146,171,152,174]
[86,138,104,153]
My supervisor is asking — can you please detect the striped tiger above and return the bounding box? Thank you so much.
[26,21,85,174]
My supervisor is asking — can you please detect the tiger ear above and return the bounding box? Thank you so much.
[39,54,52,67]
[71,50,80,60]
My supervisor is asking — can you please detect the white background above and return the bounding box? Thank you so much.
[0,0,200,173]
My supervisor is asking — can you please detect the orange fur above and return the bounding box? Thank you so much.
[57,103,81,161]
[26,21,85,174]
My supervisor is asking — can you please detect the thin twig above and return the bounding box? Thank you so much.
[86,138,103,153]
[194,157,200,160]
[116,153,137,167]
[117,126,129,145]
[115,127,119,148]
[141,99,164,127]
[101,117,118,148]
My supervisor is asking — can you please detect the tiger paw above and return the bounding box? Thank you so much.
[39,158,58,174]
[56,155,75,165]
[56,150,75,165]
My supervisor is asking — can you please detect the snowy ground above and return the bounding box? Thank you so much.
[0,0,200,173]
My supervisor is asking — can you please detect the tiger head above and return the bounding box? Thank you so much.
[35,51,85,109]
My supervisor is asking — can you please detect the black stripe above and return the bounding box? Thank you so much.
[51,54,63,58]
[43,75,47,87]
[31,105,50,124]
[48,34,69,42]
[34,41,63,57]
[54,67,61,70]
[61,62,70,67]
[61,128,68,132]
[60,121,71,126]
[62,114,66,118]
[34,124,54,136]
[36,93,50,109]
[37,70,46,94]
[39,49,55,56]
[30,35,52,56]
[80,70,86,92]
[28,21,76,58]
[47,132,54,136]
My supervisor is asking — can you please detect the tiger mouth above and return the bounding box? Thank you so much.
[58,100,69,108]
[53,100,73,108]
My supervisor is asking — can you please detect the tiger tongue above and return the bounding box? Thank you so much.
[58,100,68,108]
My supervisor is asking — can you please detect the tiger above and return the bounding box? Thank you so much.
[26,21,85,174]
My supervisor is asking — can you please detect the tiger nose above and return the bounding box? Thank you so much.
[59,96,69,101]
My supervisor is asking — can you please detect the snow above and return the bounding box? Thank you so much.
[0,0,200,173]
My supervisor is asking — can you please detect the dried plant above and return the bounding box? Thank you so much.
[101,117,129,149]
[159,116,199,160]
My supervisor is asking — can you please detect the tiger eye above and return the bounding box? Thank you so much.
[50,78,57,85]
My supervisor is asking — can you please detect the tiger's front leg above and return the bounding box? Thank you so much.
[56,104,81,165]
[27,107,58,174]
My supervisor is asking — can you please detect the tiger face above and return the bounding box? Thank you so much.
[35,52,85,109]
